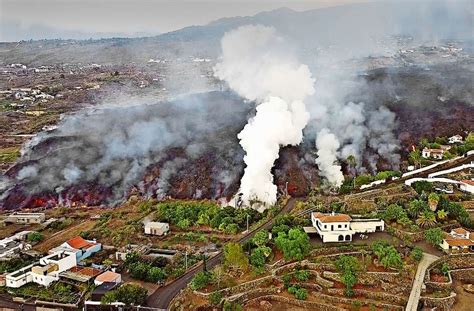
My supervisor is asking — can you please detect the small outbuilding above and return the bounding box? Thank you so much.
[94,271,121,286]
[144,222,170,236]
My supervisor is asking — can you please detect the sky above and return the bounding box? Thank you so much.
[0,0,375,41]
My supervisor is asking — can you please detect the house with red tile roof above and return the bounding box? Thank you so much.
[50,236,101,262]
[308,212,384,243]
[440,228,474,253]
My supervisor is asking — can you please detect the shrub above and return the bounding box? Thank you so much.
[27,232,44,243]
[294,270,310,282]
[209,291,222,306]
[425,228,444,247]
[295,288,308,300]
[101,284,148,306]
[410,247,423,262]
[190,271,211,290]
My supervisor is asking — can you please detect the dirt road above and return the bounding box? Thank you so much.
[405,252,439,311]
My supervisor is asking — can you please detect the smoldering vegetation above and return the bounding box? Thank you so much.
[0,91,250,208]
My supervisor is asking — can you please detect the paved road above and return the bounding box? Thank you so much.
[145,197,298,310]
[405,252,439,311]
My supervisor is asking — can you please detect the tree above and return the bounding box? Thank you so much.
[190,271,211,290]
[211,265,226,289]
[408,199,429,219]
[128,262,149,279]
[371,240,403,270]
[335,255,360,296]
[101,284,148,306]
[250,246,271,269]
[409,150,421,168]
[428,193,440,211]
[383,204,407,222]
[416,211,437,228]
[425,228,444,247]
[275,229,311,261]
[223,243,249,271]
[441,263,450,276]
[412,181,434,195]
[147,267,166,283]
[27,232,44,243]
[209,291,222,306]
[124,252,140,267]
[252,230,269,247]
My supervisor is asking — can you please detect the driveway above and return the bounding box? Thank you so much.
[405,252,439,311]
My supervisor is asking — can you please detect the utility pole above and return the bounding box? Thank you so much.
[285,181,289,196]
[246,214,249,233]
[185,250,188,270]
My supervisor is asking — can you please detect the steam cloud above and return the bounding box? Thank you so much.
[214,25,314,205]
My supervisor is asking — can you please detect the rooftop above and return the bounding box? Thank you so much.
[461,180,474,186]
[145,222,169,228]
[95,271,120,283]
[66,236,96,249]
[445,238,474,247]
[312,212,352,223]
[452,228,469,235]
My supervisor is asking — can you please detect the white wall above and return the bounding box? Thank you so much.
[350,220,384,233]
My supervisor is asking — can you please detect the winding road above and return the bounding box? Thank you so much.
[145,197,298,310]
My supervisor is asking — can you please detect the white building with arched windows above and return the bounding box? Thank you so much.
[310,212,384,243]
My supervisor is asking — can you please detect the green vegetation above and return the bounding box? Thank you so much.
[294,270,310,282]
[335,255,360,297]
[354,170,401,187]
[223,300,243,311]
[424,228,444,247]
[8,282,79,304]
[0,257,34,273]
[410,247,424,262]
[27,232,44,243]
[102,283,148,306]
[275,228,311,261]
[288,285,308,300]
[412,181,434,195]
[156,201,264,233]
[441,263,450,276]
[209,291,223,305]
[190,271,212,290]
[371,240,403,270]
[124,252,167,282]
[223,242,249,272]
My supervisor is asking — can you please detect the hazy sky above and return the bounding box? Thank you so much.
[0,0,374,41]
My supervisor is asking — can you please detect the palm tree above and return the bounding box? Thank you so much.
[409,199,428,219]
[437,209,448,221]
[416,211,437,228]
[428,193,439,211]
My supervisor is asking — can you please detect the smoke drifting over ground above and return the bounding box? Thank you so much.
[214,25,314,205]
[0,92,250,208]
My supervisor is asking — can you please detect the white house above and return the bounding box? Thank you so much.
[4,212,46,224]
[422,148,444,159]
[448,135,463,144]
[49,236,102,262]
[459,180,474,194]
[0,231,32,258]
[144,222,170,236]
[309,212,384,243]
[6,251,76,288]
[440,228,474,253]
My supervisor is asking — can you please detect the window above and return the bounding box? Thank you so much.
[338,225,341,228]
[324,225,327,229]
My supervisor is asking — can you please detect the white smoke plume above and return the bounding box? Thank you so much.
[214,25,314,205]
[315,128,344,187]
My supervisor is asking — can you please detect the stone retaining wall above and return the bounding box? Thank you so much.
[420,292,456,311]
[326,288,407,305]
[450,268,474,283]
[229,287,281,305]
[322,271,400,286]
[314,291,404,311]
[195,275,274,297]
[247,295,344,311]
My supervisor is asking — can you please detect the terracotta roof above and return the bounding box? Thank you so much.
[423,148,444,153]
[313,212,351,223]
[66,236,96,250]
[445,238,474,247]
[461,180,474,186]
[95,271,120,283]
[452,228,469,235]
[69,266,102,277]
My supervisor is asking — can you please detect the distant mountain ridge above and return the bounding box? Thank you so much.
[0,1,471,65]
